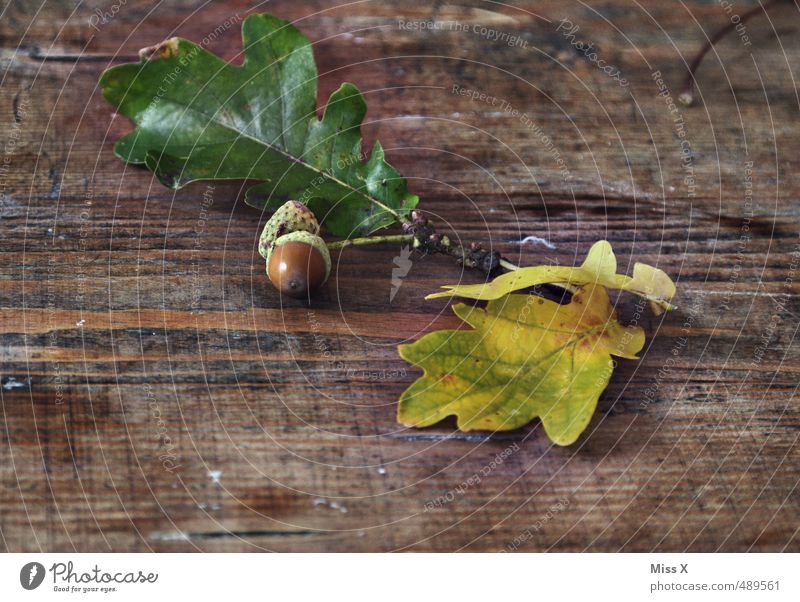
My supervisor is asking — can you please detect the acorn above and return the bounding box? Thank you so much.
[267,230,331,300]
[258,200,320,260]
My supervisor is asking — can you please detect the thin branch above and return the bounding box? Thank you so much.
[680,0,784,106]
[327,233,413,250]
[330,211,520,276]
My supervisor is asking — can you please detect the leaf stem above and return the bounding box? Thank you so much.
[331,210,517,276]
[499,256,577,293]
[327,233,414,250]
[498,258,519,272]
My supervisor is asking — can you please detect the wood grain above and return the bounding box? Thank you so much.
[1,0,798,551]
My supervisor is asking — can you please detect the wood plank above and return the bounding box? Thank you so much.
[1,0,798,551]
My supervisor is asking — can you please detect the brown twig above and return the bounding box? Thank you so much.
[327,210,515,275]
[401,210,506,275]
[680,0,785,106]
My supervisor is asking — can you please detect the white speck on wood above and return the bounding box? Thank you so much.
[150,530,189,541]
[2,377,27,390]
[313,497,348,513]
[517,235,556,250]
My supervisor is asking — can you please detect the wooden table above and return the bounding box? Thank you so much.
[1,0,798,552]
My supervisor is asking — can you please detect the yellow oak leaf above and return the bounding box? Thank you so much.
[426,240,676,314]
[398,284,644,445]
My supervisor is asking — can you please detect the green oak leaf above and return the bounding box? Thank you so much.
[398,284,645,445]
[99,13,418,237]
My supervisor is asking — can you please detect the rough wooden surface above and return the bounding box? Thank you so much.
[1,0,799,552]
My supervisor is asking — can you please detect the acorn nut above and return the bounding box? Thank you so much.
[258,200,320,261]
[267,230,331,299]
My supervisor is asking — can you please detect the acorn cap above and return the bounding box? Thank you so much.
[258,200,319,260]
[267,230,331,299]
